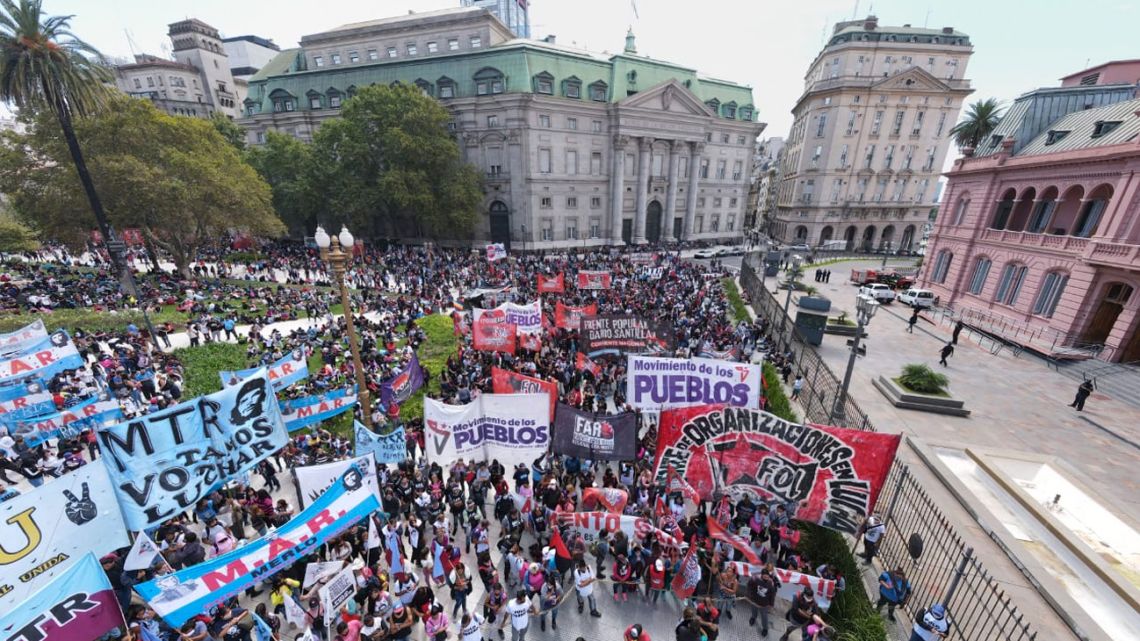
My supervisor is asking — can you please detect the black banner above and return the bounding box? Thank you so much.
[580,315,674,358]
[552,403,638,460]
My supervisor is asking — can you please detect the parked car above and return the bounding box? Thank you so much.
[694,247,722,259]
[859,282,896,303]
[787,243,811,252]
[898,288,939,308]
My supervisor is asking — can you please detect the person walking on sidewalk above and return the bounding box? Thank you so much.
[1069,379,1094,411]
[859,515,886,564]
[791,375,804,400]
[875,567,911,622]
[907,309,920,334]
[939,343,954,366]
[952,320,964,345]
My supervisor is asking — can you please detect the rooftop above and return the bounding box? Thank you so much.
[325,6,484,35]
[1060,58,1140,83]
[223,34,280,51]
[117,54,198,73]
[827,16,970,47]
[1017,97,1140,156]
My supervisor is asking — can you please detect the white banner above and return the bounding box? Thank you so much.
[303,561,345,589]
[473,301,542,334]
[0,318,48,358]
[0,464,130,606]
[625,354,762,409]
[728,562,837,611]
[294,453,382,508]
[320,568,358,624]
[423,393,549,469]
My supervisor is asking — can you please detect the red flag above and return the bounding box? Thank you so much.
[550,524,572,559]
[583,487,629,513]
[519,332,541,352]
[575,352,602,376]
[666,464,701,503]
[473,318,517,353]
[708,517,761,564]
[671,540,702,599]
[537,273,565,293]
[491,367,557,421]
[555,302,598,330]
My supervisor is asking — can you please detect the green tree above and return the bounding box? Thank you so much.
[0,96,285,277]
[210,112,246,151]
[0,206,37,251]
[309,83,482,239]
[949,98,1004,150]
[244,130,318,235]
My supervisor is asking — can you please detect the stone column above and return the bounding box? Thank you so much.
[609,135,629,243]
[665,140,683,240]
[683,141,704,240]
[633,137,653,244]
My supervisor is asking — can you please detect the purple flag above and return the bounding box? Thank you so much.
[380,353,424,407]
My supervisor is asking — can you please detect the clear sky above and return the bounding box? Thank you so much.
[35,0,1140,141]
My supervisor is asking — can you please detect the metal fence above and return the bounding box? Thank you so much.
[738,254,1039,641]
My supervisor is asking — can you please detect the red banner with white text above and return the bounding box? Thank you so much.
[491,367,557,420]
[555,302,597,330]
[576,270,612,290]
[473,318,517,353]
[537,273,565,293]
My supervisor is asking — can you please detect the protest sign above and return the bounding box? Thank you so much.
[423,394,548,469]
[135,464,380,627]
[294,453,382,508]
[472,318,516,354]
[625,355,762,409]
[491,367,557,421]
[536,273,565,293]
[280,388,357,432]
[0,553,125,641]
[727,562,837,610]
[698,344,740,361]
[579,315,674,358]
[124,531,162,572]
[672,543,701,599]
[379,354,424,407]
[17,396,123,447]
[220,349,309,391]
[551,403,637,460]
[302,561,345,589]
[652,405,901,534]
[96,372,290,529]
[474,301,542,334]
[320,568,358,624]
[0,464,129,607]
[553,302,597,330]
[0,331,84,384]
[576,270,612,290]
[486,243,507,262]
[354,422,407,465]
[554,511,679,548]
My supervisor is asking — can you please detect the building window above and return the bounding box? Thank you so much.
[968,257,991,294]
[255,131,266,144]
[541,226,554,241]
[810,146,822,169]
[564,78,582,99]
[539,114,551,128]
[487,115,499,127]
[438,79,456,98]
[699,159,709,179]
[590,196,602,208]
[891,110,905,135]
[567,197,578,208]
[331,53,341,65]
[309,95,321,109]
[713,197,723,207]
[911,110,925,136]
[592,120,602,133]
[427,41,438,53]
[538,148,552,173]
[729,197,738,207]
[711,215,720,232]
[740,106,753,120]
[147,76,154,87]
[697,198,706,207]
[534,73,554,94]
[864,144,876,168]
[566,117,577,130]
[313,56,324,67]
[695,215,704,233]
[367,49,378,60]
[816,112,828,137]
[448,38,459,51]
[590,152,602,175]
[589,82,607,101]
[994,263,1028,305]
[839,144,849,167]
[566,150,578,174]
[329,93,342,108]
[540,197,552,208]
[405,44,417,56]
[716,160,726,180]
[470,36,482,48]
[133,78,141,89]
[387,47,398,58]
[474,67,505,95]
[721,133,730,144]
[732,160,743,180]
[414,79,432,96]
[737,135,746,145]
[566,220,578,239]
[931,250,953,284]
[723,103,737,119]
[349,51,359,63]
[589,219,601,238]
[846,110,856,135]
[935,112,947,137]
[871,110,883,135]
[883,144,895,169]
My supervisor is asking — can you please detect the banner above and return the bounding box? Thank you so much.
[575,352,602,377]
[302,561,345,589]
[486,243,507,262]
[0,319,48,358]
[672,541,701,599]
[280,388,357,432]
[0,331,84,384]
[708,517,760,564]
[472,318,516,354]
[474,301,542,334]
[135,464,380,627]
[96,372,290,529]
[653,405,901,534]
[0,553,125,641]
[17,395,124,447]
[576,270,612,290]
[294,453,382,508]
[580,315,674,358]
[491,367,557,421]
[379,354,424,408]
[537,273,565,294]
[626,355,762,409]
[727,563,837,611]
[554,512,678,548]
[551,403,637,460]
[554,302,597,330]
[220,349,309,391]
[0,383,56,426]
[423,394,549,469]
[319,568,357,625]
[0,464,129,607]
[698,344,740,361]
[354,422,407,465]
[124,531,162,572]
[582,487,628,513]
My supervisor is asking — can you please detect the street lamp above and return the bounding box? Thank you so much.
[829,294,879,426]
[780,255,803,347]
[315,225,374,428]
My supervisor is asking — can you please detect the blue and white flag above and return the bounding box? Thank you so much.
[135,463,380,627]
[0,318,48,358]
[220,349,309,391]
[252,612,276,641]
[355,421,406,464]
[0,330,84,384]
[280,387,357,431]
[17,395,123,447]
[0,552,126,641]
[96,371,289,529]
[0,381,56,426]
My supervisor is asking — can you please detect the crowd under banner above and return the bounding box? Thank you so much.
[473,301,542,334]
[727,562,837,611]
[0,553,126,641]
[551,403,638,460]
[354,421,407,464]
[652,405,901,535]
[96,371,290,530]
[293,453,383,508]
[579,315,675,358]
[0,464,130,608]
[553,302,597,330]
[17,395,124,447]
[423,394,549,469]
[136,464,380,627]
[279,387,357,432]
[625,354,762,409]
[220,350,309,391]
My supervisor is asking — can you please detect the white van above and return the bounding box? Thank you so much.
[898,288,939,308]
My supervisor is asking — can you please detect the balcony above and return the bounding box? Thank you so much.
[1086,240,1140,269]
[978,228,1089,253]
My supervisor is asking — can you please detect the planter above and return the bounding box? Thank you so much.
[872,375,971,417]
[823,324,863,337]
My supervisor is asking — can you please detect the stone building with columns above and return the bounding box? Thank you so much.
[773,15,973,252]
[238,6,764,248]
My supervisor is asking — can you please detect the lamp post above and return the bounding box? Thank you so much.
[829,294,879,426]
[780,255,803,347]
[314,225,373,429]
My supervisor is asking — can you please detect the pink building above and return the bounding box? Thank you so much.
[920,91,1140,362]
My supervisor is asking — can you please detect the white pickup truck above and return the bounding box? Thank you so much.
[858,283,896,303]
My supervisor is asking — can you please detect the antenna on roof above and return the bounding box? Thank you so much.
[923,8,931,28]
[852,0,859,19]
[124,29,138,58]
[821,16,828,47]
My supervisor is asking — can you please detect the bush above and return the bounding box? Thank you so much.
[761,362,799,423]
[721,277,751,323]
[898,363,949,395]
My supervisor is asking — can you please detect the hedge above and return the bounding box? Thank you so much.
[722,277,751,324]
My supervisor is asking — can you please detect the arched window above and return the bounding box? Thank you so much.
[533,72,554,95]
[414,79,433,97]
[990,189,1017,230]
[562,76,581,99]
[588,81,608,102]
[1032,271,1069,318]
[952,195,970,225]
[967,256,991,294]
[437,76,457,99]
[473,67,505,95]
[930,249,953,284]
[994,263,1028,305]
[1073,184,1114,238]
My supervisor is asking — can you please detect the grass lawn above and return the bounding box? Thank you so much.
[176,342,248,397]
[0,306,189,334]
[399,314,455,423]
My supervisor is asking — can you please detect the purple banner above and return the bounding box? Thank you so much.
[379,353,424,407]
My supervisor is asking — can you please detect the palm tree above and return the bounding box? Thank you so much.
[948,98,1004,150]
[0,0,125,279]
